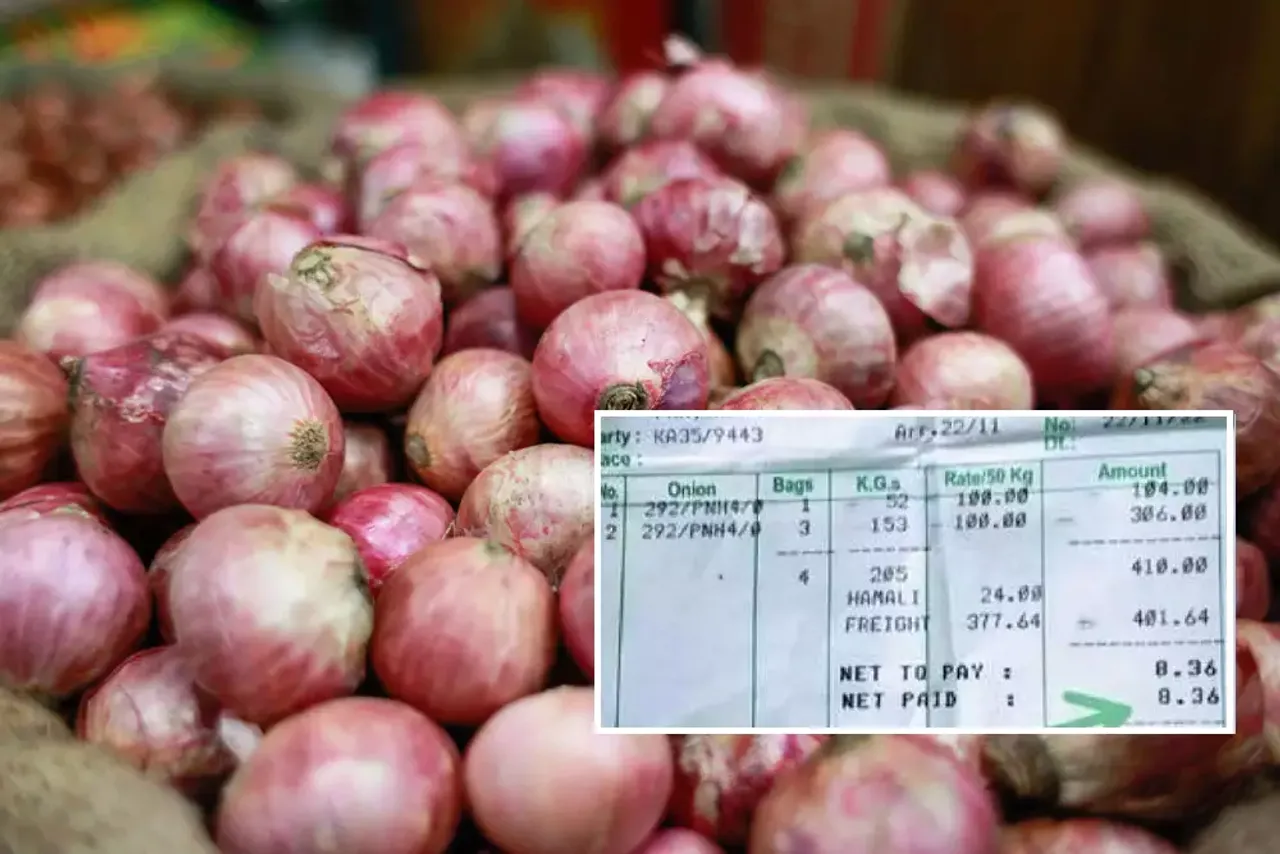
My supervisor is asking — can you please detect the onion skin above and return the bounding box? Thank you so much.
[559,539,594,679]
[1110,308,1207,379]
[464,686,673,854]
[899,170,967,217]
[773,130,892,224]
[735,264,897,408]
[404,348,541,503]
[1052,179,1150,249]
[16,261,169,360]
[1237,537,1271,620]
[162,312,258,356]
[162,354,345,519]
[329,90,467,181]
[373,537,556,725]
[952,101,1065,195]
[601,140,721,209]
[330,421,393,507]
[150,524,195,644]
[356,140,498,229]
[748,735,999,854]
[366,180,503,306]
[0,481,104,522]
[531,291,710,447]
[210,208,323,324]
[716,378,853,411]
[189,153,299,262]
[166,504,373,725]
[456,444,594,585]
[632,830,726,854]
[596,71,670,152]
[67,332,226,514]
[512,200,646,328]
[0,511,150,697]
[671,734,828,845]
[1001,819,1178,854]
[325,484,454,592]
[0,340,69,500]
[274,181,351,235]
[1086,243,1173,310]
[216,696,461,854]
[503,192,561,258]
[443,286,540,359]
[464,98,590,200]
[1112,341,1280,496]
[891,331,1035,409]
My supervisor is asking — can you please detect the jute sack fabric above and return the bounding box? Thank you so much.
[1,73,1278,335]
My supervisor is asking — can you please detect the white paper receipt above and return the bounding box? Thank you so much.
[594,411,1235,734]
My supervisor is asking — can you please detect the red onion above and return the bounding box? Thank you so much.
[716,377,854,410]
[325,483,454,592]
[633,176,784,319]
[372,537,556,725]
[1001,819,1179,854]
[217,696,461,854]
[166,504,373,724]
[0,481,104,521]
[1112,341,1280,495]
[209,207,323,323]
[331,421,393,506]
[961,193,1065,249]
[273,181,350,235]
[1053,179,1150,249]
[1110,307,1207,379]
[504,192,561,258]
[149,524,194,644]
[463,97,590,199]
[972,234,1115,399]
[172,265,219,314]
[0,340,69,500]
[76,646,252,792]
[512,200,646,328]
[792,187,973,339]
[464,686,673,854]
[671,735,828,845]
[891,331,1035,409]
[255,238,445,411]
[952,101,1065,195]
[356,140,498,229]
[404,348,540,502]
[366,180,503,305]
[162,312,257,356]
[633,830,726,854]
[735,264,897,408]
[162,354,344,518]
[1237,537,1271,620]
[749,736,998,854]
[1086,242,1173,310]
[596,71,670,151]
[559,539,594,679]
[0,510,150,696]
[531,291,710,447]
[773,130,892,223]
[518,69,611,140]
[188,152,299,262]
[899,170,967,217]
[443,286,540,359]
[67,332,226,514]
[601,140,721,208]
[16,261,169,360]
[329,90,467,180]
[456,444,593,584]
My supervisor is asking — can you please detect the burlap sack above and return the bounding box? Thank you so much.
[2,73,1278,335]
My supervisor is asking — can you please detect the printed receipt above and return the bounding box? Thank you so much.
[595,412,1235,733]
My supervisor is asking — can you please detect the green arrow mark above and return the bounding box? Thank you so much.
[1051,691,1132,727]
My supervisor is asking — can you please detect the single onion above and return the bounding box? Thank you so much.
[735,264,897,408]
[76,646,253,792]
[328,90,467,182]
[255,238,445,411]
[960,193,1065,249]
[149,524,194,644]
[1110,307,1207,379]
[443,286,540,359]
[891,331,1034,409]
[1052,179,1149,249]
[325,484,454,592]
[216,697,461,854]
[0,481,104,521]
[1112,341,1280,495]
[633,176,785,319]
[273,181,351,235]
[972,234,1115,399]
[0,340,69,500]
[952,101,1065,195]
[464,686,673,854]
[632,830,726,854]
[463,97,590,199]
[172,266,219,314]
[456,444,593,584]
[517,69,611,140]
[330,421,393,506]
[792,187,973,340]
[210,207,323,323]
[531,291,710,447]
[773,130,892,223]
[1237,537,1271,620]
[503,192,561,258]
[162,312,257,355]
[601,140,721,208]
[1086,242,1173,310]
[1001,819,1179,854]
[596,71,670,151]
[559,539,594,679]
[356,140,498,229]
[163,354,344,519]
[373,537,556,725]
[716,378,853,411]
[671,734,828,845]
[188,153,298,262]
[0,510,150,697]
[404,348,540,502]
[366,180,503,305]
[899,170,967,217]
[512,200,646,328]
[16,261,169,360]
[749,735,999,854]
[166,504,373,724]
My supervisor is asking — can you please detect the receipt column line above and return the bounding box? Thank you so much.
[826,469,834,728]
[613,474,629,728]
[1039,459,1048,728]
[750,473,761,727]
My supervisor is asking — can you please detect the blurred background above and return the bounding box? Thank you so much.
[1,0,1277,241]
